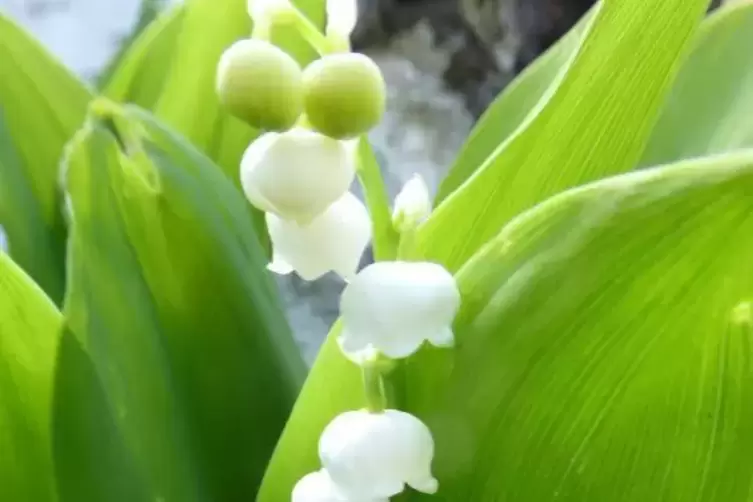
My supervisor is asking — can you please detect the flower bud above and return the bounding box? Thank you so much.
[319,409,438,498]
[266,191,371,281]
[392,174,432,232]
[216,39,303,131]
[339,261,459,360]
[240,129,356,224]
[293,469,388,502]
[303,54,386,139]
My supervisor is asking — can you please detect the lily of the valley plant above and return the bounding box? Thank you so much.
[1,0,753,501]
[220,1,458,498]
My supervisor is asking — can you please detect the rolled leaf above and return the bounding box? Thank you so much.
[0,252,61,501]
[58,100,305,501]
[0,14,91,303]
[105,0,327,250]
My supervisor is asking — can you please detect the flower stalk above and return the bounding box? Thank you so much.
[362,363,388,413]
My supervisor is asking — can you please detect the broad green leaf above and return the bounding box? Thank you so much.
[403,150,753,501]
[58,100,305,501]
[436,6,597,204]
[415,0,709,272]
[0,252,61,501]
[261,150,753,501]
[0,14,91,302]
[101,4,186,109]
[640,0,753,167]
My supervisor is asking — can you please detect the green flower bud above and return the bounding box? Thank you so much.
[302,53,386,139]
[216,39,303,131]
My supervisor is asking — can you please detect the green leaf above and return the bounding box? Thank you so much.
[260,149,753,501]
[58,100,305,501]
[101,4,186,109]
[435,6,597,204]
[640,0,753,167]
[439,0,753,205]
[415,0,709,272]
[406,150,753,501]
[0,252,61,501]
[96,0,171,89]
[0,14,91,303]
[0,115,65,305]
[52,325,151,502]
[99,1,271,253]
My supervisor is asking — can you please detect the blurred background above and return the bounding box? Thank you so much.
[0,0,663,361]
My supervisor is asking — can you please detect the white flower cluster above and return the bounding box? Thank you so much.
[232,0,383,280]
[292,256,460,500]
[228,2,462,500]
[241,129,370,280]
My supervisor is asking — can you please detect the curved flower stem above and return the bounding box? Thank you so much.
[356,136,400,261]
[280,5,334,55]
[396,227,417,259]
[362,364,388,413]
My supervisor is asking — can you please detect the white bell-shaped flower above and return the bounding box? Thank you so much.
[248,0,291,22]
[326,0,358,39]
[266,191,371,281]
[240,128,356,224]
[292,469,388,502]
[392,174,432,232]
[339,261,459,360]
[319,409,438,498]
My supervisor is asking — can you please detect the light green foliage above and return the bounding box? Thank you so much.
[416,0,709,273]
[640,1,753,166]
[0,15,91,303]
[0,254,61,502]
[407,151,753,501]
[436,5,598,204]
[102,4,186,110]
[438,1,753,201]
[96,0,170,88]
